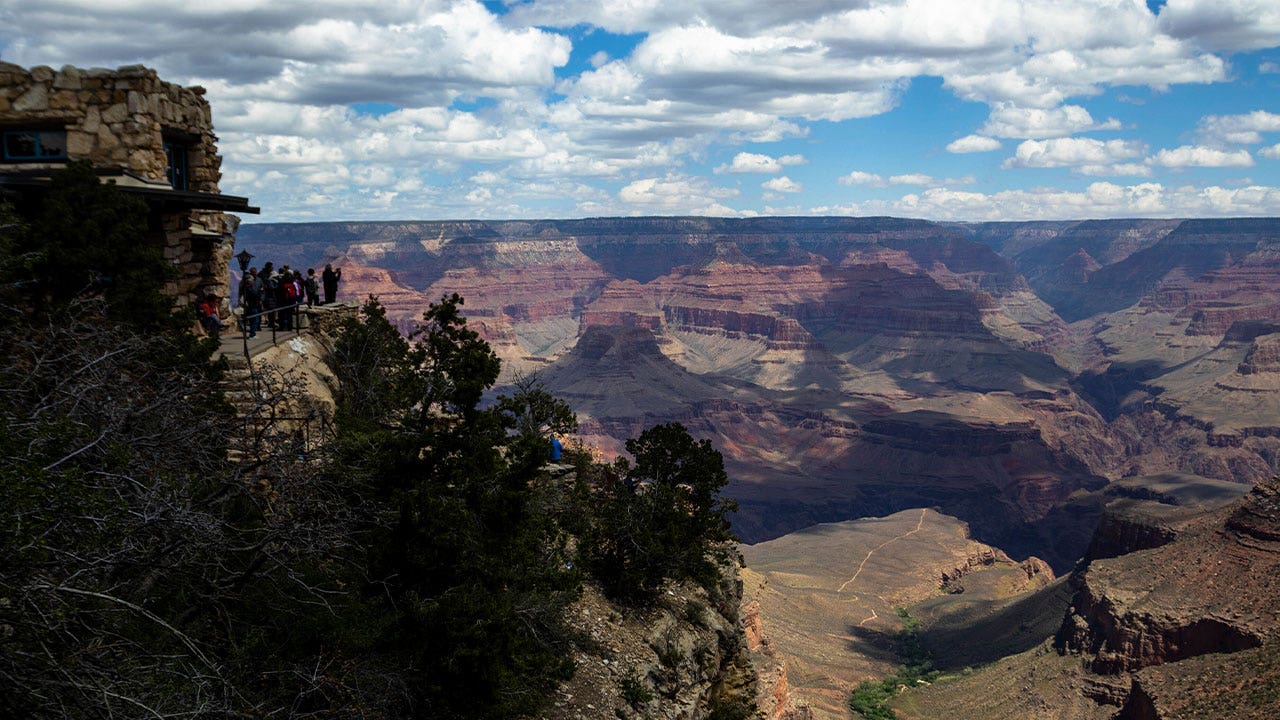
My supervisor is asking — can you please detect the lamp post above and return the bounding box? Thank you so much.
[235,248,256,360]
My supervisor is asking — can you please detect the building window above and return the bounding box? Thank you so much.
[165,141,188,189]
[3,129,68,160]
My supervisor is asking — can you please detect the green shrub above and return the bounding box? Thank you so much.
[654,632,685,669]
[848,609,940,719]
[684,599,707,627]
[580,423,737,603]
[620,671,654,708]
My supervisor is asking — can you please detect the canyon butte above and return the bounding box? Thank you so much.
[239,215,1280,717]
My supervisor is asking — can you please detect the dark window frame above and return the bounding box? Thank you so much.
[2,129,69,161]
[164,140,190,190]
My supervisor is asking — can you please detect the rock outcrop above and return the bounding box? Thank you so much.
[1082,472,1249,561]
[539,556,757,720]
[894,476,1280,720]
[1118,641,1280,720]
[1058,476,1280,684]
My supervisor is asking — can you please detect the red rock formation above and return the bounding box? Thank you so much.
[1058,478,1280,674]
[1238,334,1280,375]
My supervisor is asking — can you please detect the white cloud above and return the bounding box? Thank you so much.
[1157,0,1280,51]
[617,175,741,214]
[1077,163,1153,177]
[980,103,1120,139]
[1260,144,1280,160]
[1262,61,1280,74]
[3,2,572,106]
[716,151,806,174]
[838,171,886,186]
[946,135,1002,153]
[2,0,1276,221]
[815,182,1280,221]
[762,176,802,193]
[1004,138,1147,169]
[1149,145,1256,168]
[889,173,934,185]
[1197,110,1280,144]
[465,187,493,203]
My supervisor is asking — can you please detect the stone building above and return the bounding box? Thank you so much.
[0,62,257,318]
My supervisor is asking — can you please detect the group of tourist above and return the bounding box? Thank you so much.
[235,262,342,338]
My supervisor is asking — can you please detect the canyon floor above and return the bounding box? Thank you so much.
[739,473,1279,720]
[741,509,1058,719]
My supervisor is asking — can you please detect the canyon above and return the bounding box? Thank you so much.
[239,216,1280,572]
[237,215,1280,717]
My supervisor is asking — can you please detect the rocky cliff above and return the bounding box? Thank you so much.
[539,553,757,720]
[890,475,1280,720]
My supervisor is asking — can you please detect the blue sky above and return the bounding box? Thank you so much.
[3,0,1280,221]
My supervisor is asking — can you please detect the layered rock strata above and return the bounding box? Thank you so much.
[1059,476,1280,685]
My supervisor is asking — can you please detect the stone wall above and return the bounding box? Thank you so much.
[0,63,221,190]
[0,63,245,322]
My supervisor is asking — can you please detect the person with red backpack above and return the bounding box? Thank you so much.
[283,271,301,330]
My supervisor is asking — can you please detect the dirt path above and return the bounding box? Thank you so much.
[837,508,929,594]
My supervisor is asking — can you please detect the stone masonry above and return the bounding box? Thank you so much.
[0,63,250,320]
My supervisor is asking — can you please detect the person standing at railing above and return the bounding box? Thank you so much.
[322,263,341,305]
[261,262,278,329]
[239,267,262,338]
[305,268,320,307]
[278,269,297,331]
[291,271,305,327]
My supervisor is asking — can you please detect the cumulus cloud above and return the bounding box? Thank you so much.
[889,173,934,185]
[2,0,1276,220]
[617,175,741,214]
[838,171,886,186]
[716,151,805,174]
[1148,145,1256,168]
[1197,110,1280,144]
[1077,163,1153,177]
[1003,138,1147,169]
[979,103,1120,139]
[762,176,802,193]
[525,0,1235,158]
[1261,144,1280,159]
[2,1,571,105]
[1157,0,1280,51]
[815,182,1280,221]
[946,135,1002,153]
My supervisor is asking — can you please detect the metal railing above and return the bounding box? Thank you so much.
[238,300,307,364]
